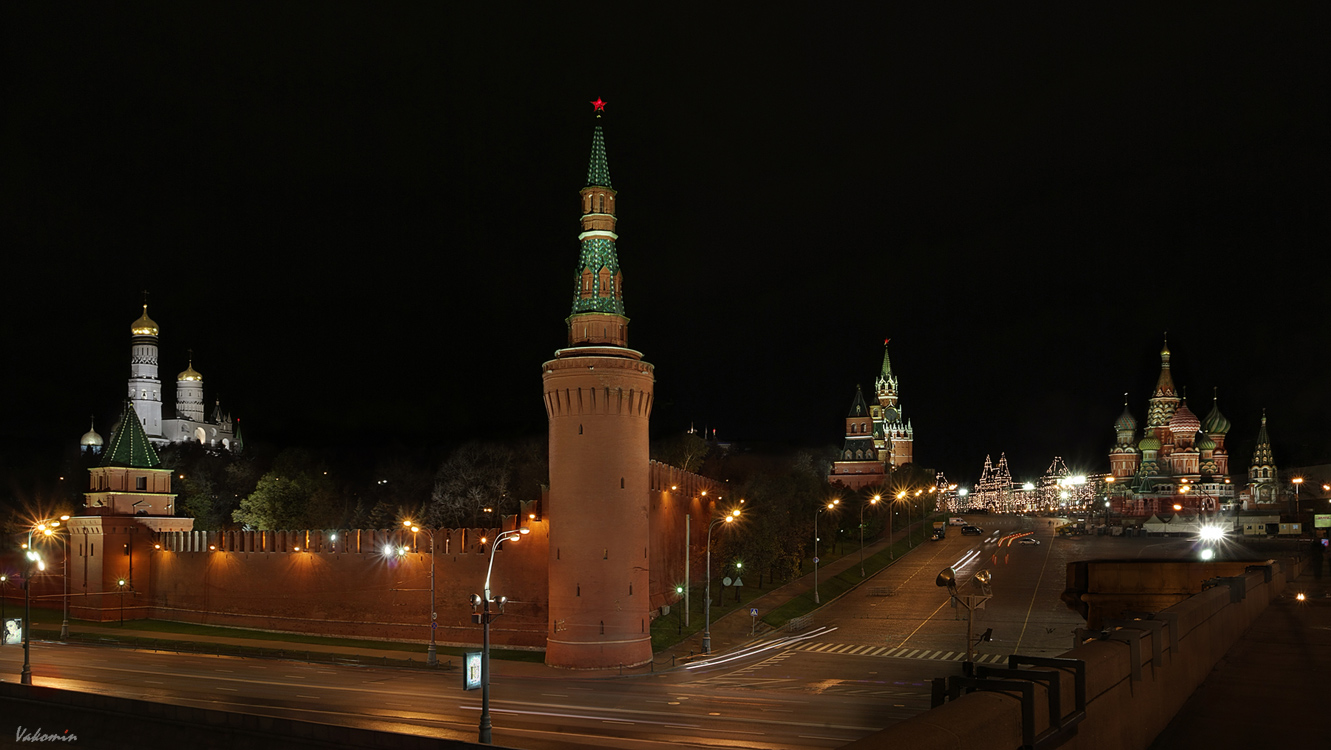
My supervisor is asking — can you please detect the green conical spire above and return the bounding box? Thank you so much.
[586,124,612,189]
[880,339,893,378]
[101,400,161,468]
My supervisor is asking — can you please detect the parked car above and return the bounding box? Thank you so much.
[1017,538,1040,546]
[961,526,984,535]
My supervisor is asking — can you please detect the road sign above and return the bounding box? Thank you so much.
[431,621,437,630]
[813,557,819,563]
[750,608,758,617]
[733,577,743,587]
[722,577,733,587]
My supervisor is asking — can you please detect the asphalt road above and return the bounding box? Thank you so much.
[0,519,1243,749]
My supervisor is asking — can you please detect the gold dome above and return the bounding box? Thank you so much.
[131,304,159,336]
[178,360,203,381]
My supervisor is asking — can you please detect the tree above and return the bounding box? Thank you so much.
[654,432,710,474]
[427,442,517,528]
[231,448,336,529]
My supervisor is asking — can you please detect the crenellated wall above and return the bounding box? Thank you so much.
[647,460,727,614]
[8,475,729,653]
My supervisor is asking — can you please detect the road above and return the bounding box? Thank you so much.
[0,519,1231,749]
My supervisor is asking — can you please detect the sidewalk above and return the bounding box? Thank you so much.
[1148,566,1331,749]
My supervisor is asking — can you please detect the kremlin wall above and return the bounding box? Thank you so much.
[10,114,726,669]
[20,460,720,655]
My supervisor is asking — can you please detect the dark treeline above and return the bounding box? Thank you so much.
[22,434,939,585]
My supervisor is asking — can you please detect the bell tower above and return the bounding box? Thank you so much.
[543,101,655,669]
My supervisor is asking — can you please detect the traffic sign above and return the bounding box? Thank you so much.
[750,608,758,617]
[722,576,733,587]
[813,557,819,564]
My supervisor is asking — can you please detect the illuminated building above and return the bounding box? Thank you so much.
[542,108,655,669]
[1107,338,1235,514]
[871,340,914,468]
[828,385,886,489]
[122,303,240,450]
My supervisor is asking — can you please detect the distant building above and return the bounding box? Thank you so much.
[829,340,916,487]
[1107,338,1237,515]
[121,304,241,450]
[828,385,886,489]
[872,340,913,468]
[79,416,103,456]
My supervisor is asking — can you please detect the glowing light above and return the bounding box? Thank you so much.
[1199,525,1226,541]
[590,97,607,111]
[1199,548,1215,561]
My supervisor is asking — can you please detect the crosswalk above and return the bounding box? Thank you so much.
[787,641,1009,664]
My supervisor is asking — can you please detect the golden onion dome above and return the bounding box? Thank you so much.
[131,304,159,336]
[177,360,203,382]
[80,419,104,447]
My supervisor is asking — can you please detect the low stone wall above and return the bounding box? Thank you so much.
[844,557,1306,750]
[0,682,504,749]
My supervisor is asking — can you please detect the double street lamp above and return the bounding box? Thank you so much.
[703,507,741,654]
[472,526,529,745]
[814,499,839,604]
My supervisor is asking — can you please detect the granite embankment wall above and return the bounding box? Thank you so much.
[843,556,1308,750]
[0,682,500,750]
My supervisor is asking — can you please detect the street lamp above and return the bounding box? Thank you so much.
[472,525,529,745]
[20,519,59,684]
[861,494,880,577]
[1293,477,1304,518]
[703,508,741,654]
[814,499,839,604]
[403,520,439,666]
[892,491,908,559]
[116,578,127,625]
[674,584,685,634]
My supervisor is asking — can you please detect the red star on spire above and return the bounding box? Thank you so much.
[590,98,607,112]
[884,337,891,345]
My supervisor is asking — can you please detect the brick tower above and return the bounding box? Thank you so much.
[543,104,655,669]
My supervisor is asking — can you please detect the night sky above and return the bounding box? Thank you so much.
[3,5,1327,490]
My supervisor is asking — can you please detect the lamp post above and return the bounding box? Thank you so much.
[703,508,740,654]
[473,526,529,745]
[814,499,839,604]
[892,491,908,559]
[1293,477,1304,519]
[20,518,60,684]
[1,575,7,633]
[116,578,127,625]
[861,494,880,577]
[403,521,438,666]
[675,585,684,634]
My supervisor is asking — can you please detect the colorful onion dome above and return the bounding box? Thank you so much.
[80,418,103,446]
[1196,433,1216,452]
[1114,403,1137,433]
[1169,402,1200,435]
[130,304,159,336]
[1138,435,1161,452]
[177,360,203,381]
[1202,399,1230,435]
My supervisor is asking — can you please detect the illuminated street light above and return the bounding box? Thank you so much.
[403,519,439,666]
[814,499,840,604]
[703,508,742,653]
[472,525,530,744]
[861,494,881,577]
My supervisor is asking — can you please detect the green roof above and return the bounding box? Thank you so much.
[101,401,162,468]
[586,124,612,188]
[847,385,870,417]
[569,238,625,315]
